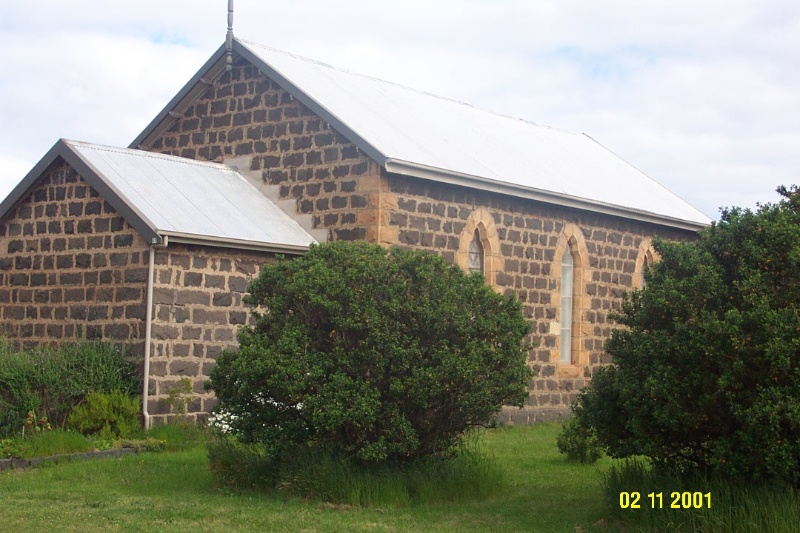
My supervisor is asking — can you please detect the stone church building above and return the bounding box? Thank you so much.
[0,37,710,425]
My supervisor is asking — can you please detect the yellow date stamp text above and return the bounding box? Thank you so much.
[619,491,712,509]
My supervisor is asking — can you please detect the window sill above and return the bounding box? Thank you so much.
[557,364,583,378]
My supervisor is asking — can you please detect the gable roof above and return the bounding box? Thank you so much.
[0,139,316,253]
[132,37,711,231]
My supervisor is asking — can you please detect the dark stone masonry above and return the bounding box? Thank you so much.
[0,52,700,424]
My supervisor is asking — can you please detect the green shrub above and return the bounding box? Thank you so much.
[574,185,800,486]
[557,416,604,464]
[208,241,532,470]
[67,391,141,440]
[0,340,139,438]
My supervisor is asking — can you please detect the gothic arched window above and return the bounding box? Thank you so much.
[641,254,650,288]
[468,230,484,274]
[560,247,574,364]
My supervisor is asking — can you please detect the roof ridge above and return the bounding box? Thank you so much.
[235,38,576,136]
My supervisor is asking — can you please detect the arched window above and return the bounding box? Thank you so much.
[457,208,499,287]
[468,229,484,274]
[553,223,590,370]
[634,238,659,289]
[641,253,650,288]
[560,248,574,364]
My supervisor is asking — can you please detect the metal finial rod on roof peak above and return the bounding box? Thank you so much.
[225,0,234,72]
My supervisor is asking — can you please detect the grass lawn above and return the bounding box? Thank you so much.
[0,423,616,532]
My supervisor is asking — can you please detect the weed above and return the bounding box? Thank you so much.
[162,377,193,415]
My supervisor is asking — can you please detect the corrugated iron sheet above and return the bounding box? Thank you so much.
[240,40,710,226]
[67,140,316,248]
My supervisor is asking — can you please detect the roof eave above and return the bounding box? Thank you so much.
[159,231,312,255]
[384,158,710,232]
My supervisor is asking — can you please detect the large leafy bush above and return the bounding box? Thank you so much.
[209,241,531,465]
[571,186,800,486]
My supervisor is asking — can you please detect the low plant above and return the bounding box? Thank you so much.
[22,410,52,438]
[115,437,167,453]
[162,377,193,415]
[556,416,604,464]
[67,390,141,440]
[1,437,30,459]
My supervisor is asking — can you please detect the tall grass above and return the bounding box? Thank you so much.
[292,441,503,507]
[0,339,139,437]
[602,458,800,532]
[207,433,504,507]
[1,429,93,459]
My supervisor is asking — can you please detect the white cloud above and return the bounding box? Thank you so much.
[1,0,798,218]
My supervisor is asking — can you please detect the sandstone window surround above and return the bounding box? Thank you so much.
[456,208,500,287]
[633,237,660,289]
[552,223,590,376]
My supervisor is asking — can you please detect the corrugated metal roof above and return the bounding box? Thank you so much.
[235,39,710,227]
[66,140,316,250]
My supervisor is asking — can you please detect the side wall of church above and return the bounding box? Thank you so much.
[382,174,692,422]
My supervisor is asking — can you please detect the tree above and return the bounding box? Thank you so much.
[208,241,532,465]
[572,186,800,486]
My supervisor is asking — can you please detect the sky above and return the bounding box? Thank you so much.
[0,1,798,220]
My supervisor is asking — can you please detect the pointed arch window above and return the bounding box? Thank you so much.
[468,229,484,274]
[634,239,658,289]
[640,254,650,288]
[560,248,574,364]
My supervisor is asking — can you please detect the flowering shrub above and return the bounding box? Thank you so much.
[207,409,238,435]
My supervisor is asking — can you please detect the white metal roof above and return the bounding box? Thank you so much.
[68,140,316,249]
[0,139,316,252]
[236,40,710,228]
